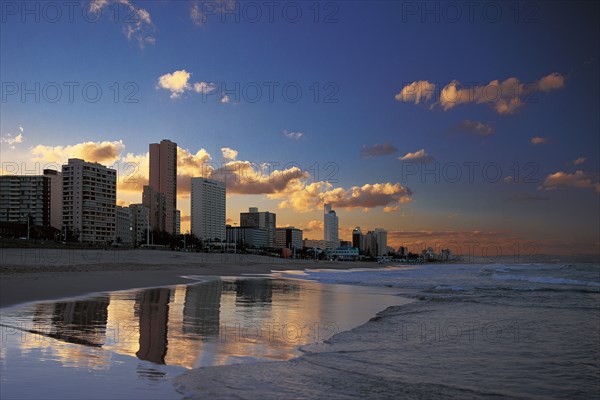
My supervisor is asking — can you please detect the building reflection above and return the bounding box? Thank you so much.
[10,278,341,371]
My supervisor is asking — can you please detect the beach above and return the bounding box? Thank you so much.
[1,250,599,399]
[0,248,365,307]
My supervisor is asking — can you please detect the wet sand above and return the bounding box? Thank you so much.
[0,248,371,307]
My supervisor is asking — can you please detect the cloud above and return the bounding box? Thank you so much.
[540,170,599,192]
[1,132,24,149]
[31,140,125,164]
[211,162,309,195]
[383,205,400,213]
[396,73,565,114]
[303,220,324,232]
[573,157,587,165]
[177,146,213,195]
[283,130,303,140]
[271,181,412,213]
[88,0,155,48]
[394,80,436,104]
[190,0,236,26]
[221,147,238,160]
[530,136,550,145]
[157,70,192,99]
[454,119,494,136]
[157,70,217,99]
[398,149,433,162]
[221,94,230,104]
[360,142,398,158]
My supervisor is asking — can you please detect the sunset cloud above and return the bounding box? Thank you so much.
[530,136,550,145]
[221,147,238,160]
[398,149,432,162]
[1,132,24,149]
[540,170,599,192]
[454,119,494,136]
[272,181,412,213]
[157,70,216,99]
[31,140,125,164]
[211,162,309,195]
[572,157,587,165]
[396,73,565,114]
[303,220,324,232]
[394,80,436,104]
[360,142,398,158]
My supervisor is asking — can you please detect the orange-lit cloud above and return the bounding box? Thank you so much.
[221,147,238,160]
[272,181,412,212]
[396,73,565,114]
[572,157,587,165]
[31,140,125,164]
[540,170,600,192]
[530,136,550,145]
[454,119,494,136]
[360,142,398,158]
[211,162,308,195]
[398,149,432,162]
[157,70,217,99]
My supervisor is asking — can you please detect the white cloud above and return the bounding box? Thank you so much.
[88,0,155,48]
[221,147,238,160]
[399,149,432,162]
[190,0,236,26]
[193,82,218,94]
[1,132,24,149]
[221,94,230,104]
[283,130,303,140]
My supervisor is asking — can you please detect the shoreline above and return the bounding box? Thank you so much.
[0,248,379,308]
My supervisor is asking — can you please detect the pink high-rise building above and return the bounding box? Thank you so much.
[148,139,177,234]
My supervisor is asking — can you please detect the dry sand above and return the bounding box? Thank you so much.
[0,248,373,308]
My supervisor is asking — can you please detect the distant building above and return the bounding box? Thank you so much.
[373,228,387,256]
[303,239,325,249]
[175,209,181,236]
[142,185,166,233]
[275,227,303,249]
[44,169,62,229]
[62,158,116,244]
[323,203,339,249]
[226,226,268,248]
[0,175,50,227]
[130,203,149,246]
[352,227,363,251]
[149,139,177,234]
[191,177,226,241]
[330,246,359,261]
[240,207,276,247]
[115,206,132,244]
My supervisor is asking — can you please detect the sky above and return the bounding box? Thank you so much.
[1,0,598,256]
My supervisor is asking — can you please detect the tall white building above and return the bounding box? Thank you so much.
[191,177,226,241]
[323,203,339,249]
[62,158,116,244]
[373,228,388,256]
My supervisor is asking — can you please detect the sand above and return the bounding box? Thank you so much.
[0,248,371,307]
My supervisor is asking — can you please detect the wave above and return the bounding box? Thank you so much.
[492,274,600,287]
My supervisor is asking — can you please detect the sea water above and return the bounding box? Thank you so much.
[1,262,598,399]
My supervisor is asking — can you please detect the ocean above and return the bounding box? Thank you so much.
[1,262,599,399]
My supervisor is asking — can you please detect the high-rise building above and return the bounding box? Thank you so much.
[191,177,226,241]
[130,203,149,246]
[352,226,363,251]
[323,203,339,249]
[240,207,277,248]
[275,227,303,249]
[373,228,388,256]
[226,226,268,249]
[0,175,50,226]
[43,169,63,229]
[115,206,132,245]
[62,158,116,244]
[142,185,166,233]
[149,139,177,234]
[175,209,181,235]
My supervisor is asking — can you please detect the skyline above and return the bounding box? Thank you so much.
[1,1,599,255]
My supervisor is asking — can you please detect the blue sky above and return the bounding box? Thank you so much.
[1,1,598,255]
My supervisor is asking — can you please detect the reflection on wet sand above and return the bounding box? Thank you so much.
[4,278,399,372]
